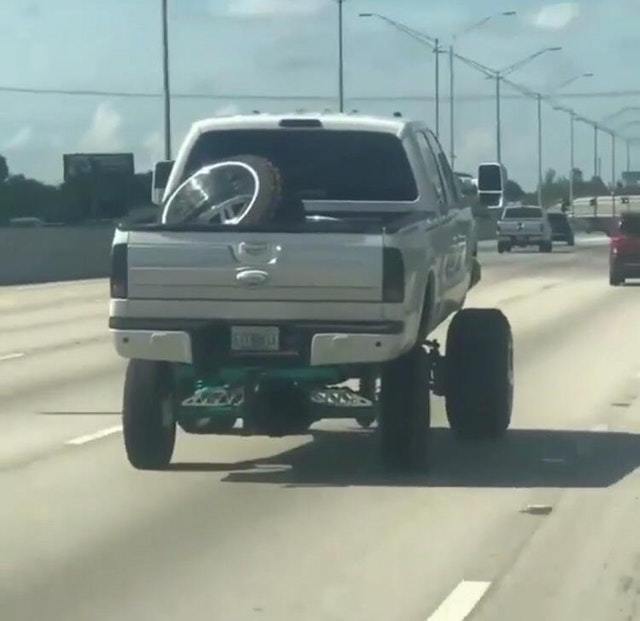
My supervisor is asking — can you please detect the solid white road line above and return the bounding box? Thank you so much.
[590,423,610,432]
[66,425,123,446]
[0,352,25,362]
[427,581,492,621]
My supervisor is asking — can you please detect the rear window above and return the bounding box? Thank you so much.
[620,215,640,236]
[184,129,418,202]
[503,207,543,219]
[547,213,565,222]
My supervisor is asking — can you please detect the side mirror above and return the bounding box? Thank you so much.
[151,160,174,205]
[477,162,507,210]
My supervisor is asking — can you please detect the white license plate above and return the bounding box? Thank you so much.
[231,326,280,352]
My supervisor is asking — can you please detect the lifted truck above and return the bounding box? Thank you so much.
[110,113,513,471]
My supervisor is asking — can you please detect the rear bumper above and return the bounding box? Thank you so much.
[110,319,407,368]
[498,235,548,245]
[611,259,640,277]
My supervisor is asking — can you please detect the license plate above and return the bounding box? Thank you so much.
[231,326,280,352]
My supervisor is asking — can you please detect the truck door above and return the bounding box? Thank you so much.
[413,132,458,310]
[425,132,472,304]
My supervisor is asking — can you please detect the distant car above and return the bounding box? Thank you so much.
[9,217,45,228]
[497,205,553,253]
[547,212,575,246]
[609,212,640,286]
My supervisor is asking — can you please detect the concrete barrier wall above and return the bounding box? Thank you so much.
[0,225,115,285]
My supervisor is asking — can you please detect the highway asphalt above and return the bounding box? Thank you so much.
[4,234,640,621]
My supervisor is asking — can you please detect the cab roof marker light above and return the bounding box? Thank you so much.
[279,119,324,128]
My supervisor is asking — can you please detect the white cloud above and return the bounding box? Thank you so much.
[3,126,33,150]
[457,127,495,171]
[214,103,240,116]
[142,129,164,164]
[533,3,580,30]
[78,102,124,151]
[224,0,326,18]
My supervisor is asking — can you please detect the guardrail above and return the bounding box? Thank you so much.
[571,196,640,219]
[0,224,115,285]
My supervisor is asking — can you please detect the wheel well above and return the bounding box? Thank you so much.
[417,273,436,342]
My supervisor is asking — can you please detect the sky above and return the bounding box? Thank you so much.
[1,0,639,190]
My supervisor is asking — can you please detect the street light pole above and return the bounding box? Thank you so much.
[594,125,599,178]
[537,93,543,206]
[627,140,632,172]
[570,112,575,209]
[612,132,616,188]
[434,39,440,137]
[449,44,455,164]
[448,11,516,167]
[161,0,172,160]
[493,47,561,165]
[359,13,440,131]
[496,74,502,163]
[611,132,617,215]
[338,0,344,113]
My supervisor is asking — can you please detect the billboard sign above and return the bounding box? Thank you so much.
[622,171,640,186]
[64,153,134,182]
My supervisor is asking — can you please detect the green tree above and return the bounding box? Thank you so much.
[571,168,583,184]
[544,168,557,187]
[504,179,525,201]
[0,155,8,183]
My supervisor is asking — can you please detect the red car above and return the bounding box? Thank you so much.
[610,212,640,286]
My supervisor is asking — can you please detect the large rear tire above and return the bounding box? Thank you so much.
[609,269,624,286]
[445,309,513,439]
[379,347,430,471]
[355,373,377,429]
[123,360,176,470]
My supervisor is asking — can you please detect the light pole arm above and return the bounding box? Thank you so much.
[502,47,561,76]
[453,10,516,41]
[359,13,438,50]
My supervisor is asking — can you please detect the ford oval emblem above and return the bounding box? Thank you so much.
[236,269,270,287]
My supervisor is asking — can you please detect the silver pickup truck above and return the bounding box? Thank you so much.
[497,204,553,253]
[110,114,513,471]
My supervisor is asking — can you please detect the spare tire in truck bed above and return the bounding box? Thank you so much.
[162,155,282,226]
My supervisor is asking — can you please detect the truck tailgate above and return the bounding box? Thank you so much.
[500,220,544,235]
[126,231,383,303]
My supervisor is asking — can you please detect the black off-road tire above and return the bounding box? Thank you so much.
[179,416,237,434]
[214,154,282,225]
[609,269,624,286]
[356,374,377,429]
[379,347,430,471]
[445,309,513,439]
[123,360,176,470]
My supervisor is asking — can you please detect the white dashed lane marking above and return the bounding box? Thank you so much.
[0,352,25,362]
[66,425,123,446]
[426,581,492,621]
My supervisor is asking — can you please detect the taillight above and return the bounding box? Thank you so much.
[383,248,405,303]
[110,244,128,298]
[612,235,630,255]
